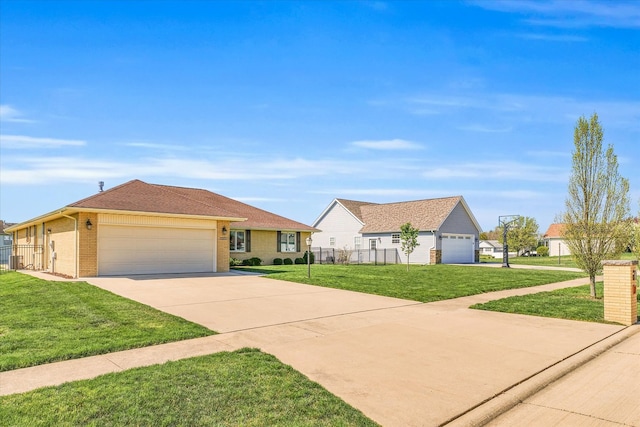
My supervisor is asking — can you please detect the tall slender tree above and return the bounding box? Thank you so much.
[400,222,420,272]
[562,113,630,298]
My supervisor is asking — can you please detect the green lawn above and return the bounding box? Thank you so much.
[482,251,636,268]
[0,272,214,371]
[471,282,640,324]
[235,264,586,303]
[0,348,377,427]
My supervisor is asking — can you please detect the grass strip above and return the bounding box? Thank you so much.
[471,282,640,323]
[235,264,586,303]
[0,272,214,371]
[0,348,378,426]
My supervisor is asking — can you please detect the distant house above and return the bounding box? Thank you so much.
[543,223,571,257]
[312,196,481,264]
[479,240,503,258]
[6,180,316,277]
[0,220,15,266]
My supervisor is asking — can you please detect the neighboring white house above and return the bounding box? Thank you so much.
[479,240,503,258]
[543,223,571,257]
[311,196,482,264]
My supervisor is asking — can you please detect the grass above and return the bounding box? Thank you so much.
[471,282,640,324]
[235,264,586,303]
[481,251,637,268]
[0,348,377,426]
[0,272,215,371]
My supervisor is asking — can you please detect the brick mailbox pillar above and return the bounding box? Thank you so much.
[602,260,638,326]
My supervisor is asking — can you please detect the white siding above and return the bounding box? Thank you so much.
[548,238,571,257]
[363,232,435,264]
[313,202,364,250]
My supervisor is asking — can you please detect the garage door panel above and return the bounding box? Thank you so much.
[442,234,474,264]
[98,226,215,275]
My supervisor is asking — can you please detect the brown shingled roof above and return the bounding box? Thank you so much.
[335,199,377,223]
[359,196,462,233]
[70,180,316,231]
[543,223,566,238]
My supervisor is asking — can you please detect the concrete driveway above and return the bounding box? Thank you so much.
[86,272,627,427]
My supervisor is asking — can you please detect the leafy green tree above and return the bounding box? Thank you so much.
[498,216,539,256]
[400,222,420,271]
[562,113,631,298]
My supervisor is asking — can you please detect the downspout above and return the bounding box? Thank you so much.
[61,212,78,278]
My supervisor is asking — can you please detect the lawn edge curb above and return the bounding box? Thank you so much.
[442,324,640,427]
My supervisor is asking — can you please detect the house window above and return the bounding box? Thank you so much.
[330,237,335,246]
[230,230,245,252]
[354,236,361,249]
[280,232,297,252]
[391,233,400,244]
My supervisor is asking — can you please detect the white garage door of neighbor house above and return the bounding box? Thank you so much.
[441,234,474,264]
[98,226,215,275]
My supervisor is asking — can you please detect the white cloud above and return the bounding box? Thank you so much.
[0,134,86,148]
[122,142,188,151]
[350,139,423,150]
[422,161,568,182]
[471,0,640,29]
[0,155,385,186]
[517,33,589,42]
[0,105,34,123]
[458,125,513,133]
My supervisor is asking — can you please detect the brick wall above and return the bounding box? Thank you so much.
[78,213,98,277]
[430,248,442,264]
[603,260,638,326]
[230,230,312,266]
[217,221,230,272]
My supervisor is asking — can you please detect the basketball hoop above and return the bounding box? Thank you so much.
[498,215,521,268]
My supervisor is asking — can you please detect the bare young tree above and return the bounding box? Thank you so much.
[562,113,630,298]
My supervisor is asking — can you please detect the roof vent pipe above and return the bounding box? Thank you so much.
[98,181,104,192]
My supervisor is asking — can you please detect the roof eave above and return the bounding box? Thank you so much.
[4,207,247,231]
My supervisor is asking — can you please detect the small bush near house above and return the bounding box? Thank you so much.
[303,250,315,264]
[242,257,262,266]
[536,246,549,257]
[294,257,305,264]
[229,258,243,267]
[273,258,283,265]
[283,258,293,265]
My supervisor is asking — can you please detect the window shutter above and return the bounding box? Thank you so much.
[276,231,281,252]
[296,232,301,252]
[246,230,251,252]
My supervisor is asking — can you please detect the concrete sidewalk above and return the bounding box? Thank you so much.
[1,272,636,426]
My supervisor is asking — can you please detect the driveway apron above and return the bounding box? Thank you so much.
[82,274,624,426]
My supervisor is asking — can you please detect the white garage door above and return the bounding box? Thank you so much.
[98,225,215,275]
[441,234,474,264]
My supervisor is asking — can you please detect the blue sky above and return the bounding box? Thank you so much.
[1,0,638,233]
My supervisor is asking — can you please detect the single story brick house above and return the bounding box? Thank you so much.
[6,180,317,277]
[311,196,481,264]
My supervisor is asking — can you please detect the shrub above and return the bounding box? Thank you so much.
[283,258,293,265]
[302,251,315,264]
[536,246,549,257]
[273,258,283,265]
[229,258,243,267]
[241,257,262,266]
[294,257,305,264]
